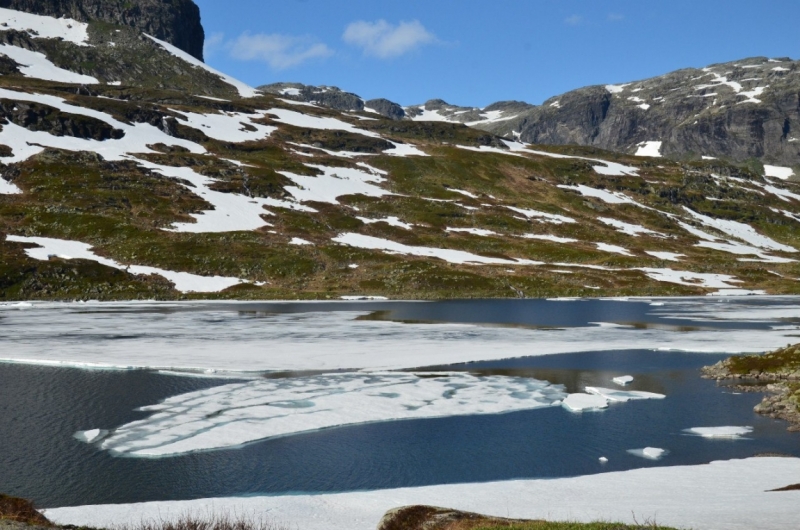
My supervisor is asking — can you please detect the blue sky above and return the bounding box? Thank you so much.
[195,0,798,107]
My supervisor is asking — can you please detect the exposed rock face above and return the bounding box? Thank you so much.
[481,56,800,166]
[0,0,205,61]
[377,505,532,530]
[258,83,365,112]
[365,98,405,120]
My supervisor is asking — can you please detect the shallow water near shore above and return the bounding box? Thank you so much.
[1,297,800,508]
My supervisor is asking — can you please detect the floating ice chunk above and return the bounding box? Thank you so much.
[612,375,634,386]
[6,235,248,293]
[0,44,98,84]
[635,141,663,157]
[144,35,259,98]
[628,447,667,460]
[764,165,795,180]
[0,8,89,44]
[585,386,665,402]
[562,393,609,412]
[684,426,753,438]
[332,233,543,266]
[74,429,107,444]
[82,372,567,457]
[598,456,608,463]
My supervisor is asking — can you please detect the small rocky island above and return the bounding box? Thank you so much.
[703,344,800,431]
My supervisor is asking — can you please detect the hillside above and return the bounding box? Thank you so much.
[1,6,800,300]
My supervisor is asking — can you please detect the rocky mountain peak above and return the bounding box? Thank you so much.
[0,0,205,60]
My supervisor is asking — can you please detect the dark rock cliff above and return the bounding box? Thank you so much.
[0,0,205,61]
[480,56,800,166]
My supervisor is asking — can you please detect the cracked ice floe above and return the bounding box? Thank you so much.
[764,165,795,180]
[446,227,498,237]
[645,251,684,262]
[357,216,413,230]
[561,386,664,412]
[78,372,568,457]
[332,233,543,266]
[0,8,89,44]
[683,207,796,253]
[635,141,662,157]
[169,109,276,142]
[683,426,753,439]
[0,44,98,83]
[136,160,313,233]
[144,35,259,98]
[279,164,392,204]
[6,235,248,293]
[507,206,576,224]
[627,447,667,460]
[599,217,664,237]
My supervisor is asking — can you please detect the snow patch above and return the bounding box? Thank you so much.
[0,44,98,83]
[6,235,249,293]
[635,141,662,157]
[764,165,795,180]
[0,8,89,45]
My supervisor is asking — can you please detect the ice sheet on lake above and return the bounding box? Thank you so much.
[3,298,800,373]
[46,457,800,530]
[78,372,567,457]
[684,426,753,438]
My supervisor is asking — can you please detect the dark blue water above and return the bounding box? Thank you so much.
[1,350,798,508]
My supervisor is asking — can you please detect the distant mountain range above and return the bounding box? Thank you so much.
[1,0,800,301]
[262,55,800,167]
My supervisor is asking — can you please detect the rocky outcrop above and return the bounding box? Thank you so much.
[377,505,532,530]
[365,98,405,120]
[481,57,800,167]
[0,0,205,60]
[258,83,366,112]
[702,344,800,432]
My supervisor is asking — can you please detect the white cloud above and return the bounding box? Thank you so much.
[565,15,583,26]
[227,32,333,70]
[203,32,225,58]
[343,19,436,59]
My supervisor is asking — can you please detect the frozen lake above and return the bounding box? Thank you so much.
[1,297,799,511]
